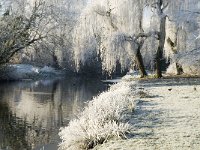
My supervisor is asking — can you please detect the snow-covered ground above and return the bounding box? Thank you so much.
[59,75,200,150]
[94,78,200,150]
[0,64,64,80]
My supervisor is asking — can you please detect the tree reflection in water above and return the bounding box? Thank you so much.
[0,78,107,150]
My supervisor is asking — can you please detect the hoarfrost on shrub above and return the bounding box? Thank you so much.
[59,81,136,149]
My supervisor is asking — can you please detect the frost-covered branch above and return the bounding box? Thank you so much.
[134,31,160,41]
[93,5,118,30]
[162,2,169,11]
[0,0,48,65]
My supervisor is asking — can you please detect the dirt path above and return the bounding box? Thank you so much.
[95,80,200,150]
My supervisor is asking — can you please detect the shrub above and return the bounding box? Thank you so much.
[59,81,136,149]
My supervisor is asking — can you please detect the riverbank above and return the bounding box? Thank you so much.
[0,77,107,150]
[59,76,200,150]
[94,77,200,150]
[0,64,65,80]
[59,81,137,149]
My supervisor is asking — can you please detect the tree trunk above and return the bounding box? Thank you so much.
[176,63,183,75]
[129,39,147,78]
[135,47,147,78]
[155,46,163,78]
[167,33,184,75]
[155,16,166,78]
[52,51,60,68]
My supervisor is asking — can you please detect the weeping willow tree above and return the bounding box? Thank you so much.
[73,0,147,76]
[73,0,200,77]
[140,0,200,76]
[72,0,168,77]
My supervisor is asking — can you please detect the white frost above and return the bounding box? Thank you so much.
[167,48,200,75]
[59,81,137,149]
[0,64,62,80]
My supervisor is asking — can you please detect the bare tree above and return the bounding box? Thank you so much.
[0,0,46,65]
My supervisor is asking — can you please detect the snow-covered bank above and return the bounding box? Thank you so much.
[59,81,138,150]
[94,78,200,150]
[59,75,200,150]
[0,64,65,80]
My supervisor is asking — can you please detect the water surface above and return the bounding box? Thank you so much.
[0,77,107,150]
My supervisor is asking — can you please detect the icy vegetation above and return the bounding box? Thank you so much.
[1,0,200,76]
[73,0,144,73]
[94,79,200,150]
[167,48,200,75]
[0,64,63,80]
[59,81,136,149]
[58,0,200,148]
[165,0,200,75]
[72,0,200,75]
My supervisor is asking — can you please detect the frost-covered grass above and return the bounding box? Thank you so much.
[59,81,136,150]
[123,70,155,80]
[94,80,200,150]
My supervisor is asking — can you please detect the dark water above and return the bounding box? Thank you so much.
[0,77,108,150]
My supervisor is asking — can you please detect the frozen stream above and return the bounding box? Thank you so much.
[0,77,108,150]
